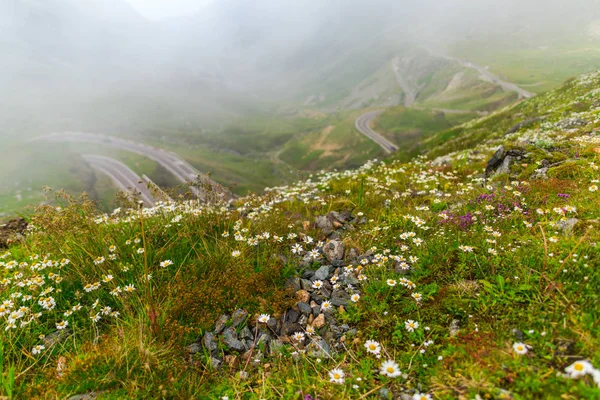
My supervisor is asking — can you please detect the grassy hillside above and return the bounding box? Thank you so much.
[0,69,599,399]
[279,110,383,171]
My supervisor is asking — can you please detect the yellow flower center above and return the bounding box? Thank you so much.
[387,367,395,373]
[333,373,340,379]
[574,363,584,371]
[517,346,524,351]
[369,344,376,350]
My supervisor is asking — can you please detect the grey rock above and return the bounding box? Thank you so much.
[238,371,249,380]
[285,277,301,291]
[202,332,218,351]
[240,326,253,341]
[449,319,460,337]
[432,154,454,167]
[286,309,300,324]
[348,248,359,260]
[223,328,246,352]
[379,388,391,399]
[346,328,357,337]
[257,333,271,348]
[311,305,321,317]
[300,279,314,291]
[299,255,314,269]
[266,317,277,332]
[302,270,315,279]
[323,240,345,261]
[311,293,324,304]
[307,337,331,358]
[270,339,285,354]
[495,155,512,175]
[231,309,248,328]
[43,329,69,347]
[342,274,359,286]
[316,215,334,233]
[210,357,222,369]
[321,287,332,298]
[314,265,331,281]
[328,231,341,240]
[187,342,203,354]
[512,328,525,341]
[331,290,350,306]
[485,146,505,176]
[331,259,345,267]
[297,302,312,315]
[214,314,230,334]
[531,167,548,180]
[281,322,302,336]
[556,117,587,129]
[68,392,102,400]
[557,218,579,235]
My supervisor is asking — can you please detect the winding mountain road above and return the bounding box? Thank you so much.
[354,110,398,154]
[37,132,229,201]
[83,154,157,207]
[437,55,534,99]
[355,52,533,152]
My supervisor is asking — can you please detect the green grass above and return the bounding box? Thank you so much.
[279,110,383,171]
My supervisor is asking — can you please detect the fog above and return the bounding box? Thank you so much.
[0,0,598,136]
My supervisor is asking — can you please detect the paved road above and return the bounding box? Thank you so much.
[439,55,535,99]
[83,154,157,207]
[38,132,229,201]
[355,110,399,154]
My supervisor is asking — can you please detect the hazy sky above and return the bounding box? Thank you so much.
[124,0,214,19]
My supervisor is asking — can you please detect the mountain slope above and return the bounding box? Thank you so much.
[1,68,599,398]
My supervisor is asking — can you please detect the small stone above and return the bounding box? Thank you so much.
[43,329,69,347]
[297,302,312,315]
[281,322,302,336]
[202,332,217,351]
[331,259,345,267]
[342,274,359,286]
[313,313,326,328]
[331,290,350,306]
[223,328,245,352]
[379,388,391,399]
[314,265,331,281]
[311,306,320,317]
[302,270,315,279]
[266,317,277,332]
[512,328,525,341]
[238,371,249,380]
[316,215,334,233]
[214,314,230,334]
[557,218,578,235]
[210,357,222,369]
[270,339,285,354]
[449,319,460,337]
[231,309,248,328]
[300,279,313,291]
[285,277,301,291]
[240,326,253,341]
[323,240,345,261]
[67,392,102,400]
[187,343,202,354]
[286,309,300,324]
[296,290,310,303]
[307,337,331,358]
